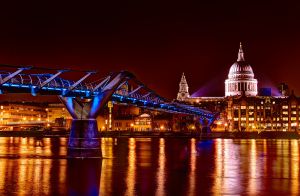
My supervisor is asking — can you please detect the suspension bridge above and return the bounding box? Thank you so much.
[0,65,216,157]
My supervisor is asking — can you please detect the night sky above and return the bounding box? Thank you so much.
[1,2,300,99]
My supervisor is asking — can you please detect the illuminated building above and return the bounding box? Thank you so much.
[226,93,300,131]
[177,73,190,101]
[110,104,174,131]
[0,102,73,130]
[45,103,72,129]
[225,42,258,96]
[177,43,300,132]
[0,102,47,129]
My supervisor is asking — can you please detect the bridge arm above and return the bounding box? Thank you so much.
[39,70,66,88]
[128,85,143,95]
[88,71,134,118]
[68,72,94,91]
[142,92,152,98]
[91,76,111,92]
[0,67,31,85]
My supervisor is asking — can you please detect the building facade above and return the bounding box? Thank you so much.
[178,43,298,132]
[0,102,48,130]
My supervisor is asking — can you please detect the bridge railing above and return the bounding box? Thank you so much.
[0,67,216,120]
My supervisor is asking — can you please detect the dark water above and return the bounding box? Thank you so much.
[0,137,299,195]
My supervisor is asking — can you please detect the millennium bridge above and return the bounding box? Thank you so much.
[0,65,216,157]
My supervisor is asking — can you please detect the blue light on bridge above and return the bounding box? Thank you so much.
[0,73,215,122]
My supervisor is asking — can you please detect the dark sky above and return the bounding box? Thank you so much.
[1,1,300,99]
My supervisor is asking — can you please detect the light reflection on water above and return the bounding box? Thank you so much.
[0,137,299,195]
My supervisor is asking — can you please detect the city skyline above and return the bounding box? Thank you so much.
[0,2,300,99]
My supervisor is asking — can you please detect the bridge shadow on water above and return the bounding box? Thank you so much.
[66,158,102,196]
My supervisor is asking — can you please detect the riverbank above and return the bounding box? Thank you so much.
[0,130,299,139]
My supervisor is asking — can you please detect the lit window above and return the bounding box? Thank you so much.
[257,106,260,109]
[261,101,264,104]
[249,118,254,121]
[249,106,254,109]
[282,105,288,109]
[292,122,298,127]
[0,106,3,110]
[241,117,246,121]
[292,111,297,115]
[291,117,297,121]
[282,111,288,115]
[241,106,246,109]
[283,117,288,121]
[292,105,297,108]
[234,118,239,121]
[249,112,254,115]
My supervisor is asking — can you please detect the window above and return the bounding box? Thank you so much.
[249,118,254,121]
[292,111,297,115]
[234,118,239,121]
[282,105,288,109]
[282,111,288,115]
[241,110,246,115]
[292,105,297,108]
[115,122,122,127]
[249,106,254,109]
[291,117,297,121]
[234,110,239,116]
[283,117,288,121]
[241,106,246,109]
[241,117,246,121]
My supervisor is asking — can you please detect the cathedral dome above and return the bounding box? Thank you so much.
[228,61,254,79]
[225,43,258,97]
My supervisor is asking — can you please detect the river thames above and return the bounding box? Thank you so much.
[0,137,299,195]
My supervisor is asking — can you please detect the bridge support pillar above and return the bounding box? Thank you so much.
[68,119,101,158]
[59,71,133,158]
[199,118,215,133]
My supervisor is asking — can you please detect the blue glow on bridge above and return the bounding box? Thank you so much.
[0,71,216,121]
